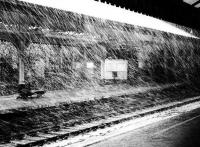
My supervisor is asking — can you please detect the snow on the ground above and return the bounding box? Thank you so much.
[43,100,200,147]
[0,83,176,112]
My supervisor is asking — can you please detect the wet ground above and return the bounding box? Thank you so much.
[89,106,200,147]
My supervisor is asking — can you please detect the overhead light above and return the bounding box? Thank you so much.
[194,3,200,7]
[183,0,199,5]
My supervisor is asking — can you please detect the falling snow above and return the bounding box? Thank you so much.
[0,0,200,146]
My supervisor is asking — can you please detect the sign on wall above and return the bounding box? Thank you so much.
[101,59,128,80]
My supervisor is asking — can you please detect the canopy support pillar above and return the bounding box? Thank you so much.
[18,57,25,84]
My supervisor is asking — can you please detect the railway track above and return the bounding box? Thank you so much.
[0,114,105,147]
[1,96,200,147]
[0,84,200,147]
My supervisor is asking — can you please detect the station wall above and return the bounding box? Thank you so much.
[0,11,200,95]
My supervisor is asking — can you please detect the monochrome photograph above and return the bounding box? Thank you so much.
[0,0,200,146]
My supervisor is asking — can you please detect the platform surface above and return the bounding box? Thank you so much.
[0,83,178,113]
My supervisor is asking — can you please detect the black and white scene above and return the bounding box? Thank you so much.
[0,0,200,146]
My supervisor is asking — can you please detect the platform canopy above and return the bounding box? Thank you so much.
[94,0,200,31]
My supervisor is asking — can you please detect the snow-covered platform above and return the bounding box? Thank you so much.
[0,83,178,114]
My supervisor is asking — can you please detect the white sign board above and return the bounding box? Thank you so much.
[101,59,128,80]
[87,62,95,68]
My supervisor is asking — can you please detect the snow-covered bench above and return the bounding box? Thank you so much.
[17,83,46,100]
